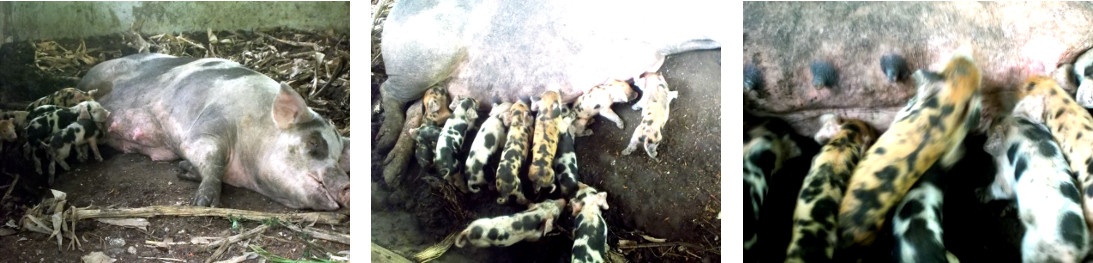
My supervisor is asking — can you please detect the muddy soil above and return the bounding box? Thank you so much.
[0,147,350,262]
[370,49,721,262]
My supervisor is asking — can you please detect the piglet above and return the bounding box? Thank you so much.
[422,85,452,126]
[622,72,678,159]
[434,98,480,192]
[40,118,104,183]
[410,125,442,170]
[529,91,564,194]
[24,87,97,111]
[553,106,580,197]
[571,183,609,263]
[496,98,533,205]
[0,110,29,128]
[983,111,1090,263]
[0,119,16,153]
[455,198,566,248]
[464,99,513,193]
[572,80,638,137]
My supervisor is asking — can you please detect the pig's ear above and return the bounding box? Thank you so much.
[597,192,609,210]
[272,83,310,130]
[78,104,91,119]
[86,89,98,100]
[339,137,350,173]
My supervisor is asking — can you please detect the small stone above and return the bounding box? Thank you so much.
[127,246,136,255]
[107,237,125,248]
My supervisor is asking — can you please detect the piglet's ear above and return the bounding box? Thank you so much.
[78,104,91,120]
[272,83,311,130]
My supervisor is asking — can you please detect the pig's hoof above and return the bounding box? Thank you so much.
[193,186,221,207]
[744,63,764,91]
[810,60,838,88]
[375,100,406,154]
[880,54,910,82]
[176,161,201,182]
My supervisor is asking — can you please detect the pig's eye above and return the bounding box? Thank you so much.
[306,132,328,159]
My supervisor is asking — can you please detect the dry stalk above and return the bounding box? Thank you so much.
[205,224,269,262]
[74,205,347,225]
[282,223,349,244]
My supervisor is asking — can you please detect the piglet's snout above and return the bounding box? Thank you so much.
[325,166,350,208]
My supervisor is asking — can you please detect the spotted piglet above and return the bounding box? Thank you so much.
[570,183,609,263]
[622,72,678,159]
[553,107,580,197]
[0,110,29,128]
[743,118,801,255]
[892,165,958,263]
[465,99,513,193]
[572,80,638,137]
[24,101,111,175]
[0,119,15,154]
[785,114,875,263]
[410,125,442,170]
[984,111,1089,263]
[454,198,566,248]
[497,98,533,205]
[422,85,452,126]
[529,91,564,195]
[24,87,97,111]
[434,98,480,192]
[40,119,105,180]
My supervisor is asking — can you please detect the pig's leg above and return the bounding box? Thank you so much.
[376,78,431,154]
[76,144,88,163]
[177,161,201,182]
[181,137,228,207]
[621,128,643,156]
[383,100,424,187]
[88,138,104,162]
[56,147,71,172]
[599,109,625,129]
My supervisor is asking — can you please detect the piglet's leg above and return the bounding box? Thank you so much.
[621,128,643,156]
[600,109,625,129]
[88,138,104,162]
[542,217,554,237]
[181,137,228,207]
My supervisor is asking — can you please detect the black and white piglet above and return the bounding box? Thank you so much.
[40,118,105,179]
[553,106,580,197]
[570,183,609,263]
[410,125,441,170]
[454,198,566,248]
[465,99,512,193]
[24,101,110,175]
[892,165,958,263]
[434,98,480,192]
[983,114,1089,263]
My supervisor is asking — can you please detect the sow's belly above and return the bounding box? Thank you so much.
[102,107,179,162]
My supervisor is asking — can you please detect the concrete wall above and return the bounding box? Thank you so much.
[0,1,349,43]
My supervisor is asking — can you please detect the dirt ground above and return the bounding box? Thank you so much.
[370,49,721,262]
[0,147,350,262]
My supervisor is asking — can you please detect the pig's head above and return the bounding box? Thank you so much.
[76,101,111,122]
[449,97,480,122]
[263,83,350,210]
[0,119,15,141]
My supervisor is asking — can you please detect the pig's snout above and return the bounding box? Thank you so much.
[326,166,350,208]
